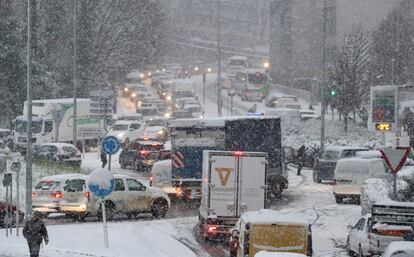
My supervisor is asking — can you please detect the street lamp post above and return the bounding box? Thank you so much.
[73,0,78,148]
[25,0,33,219]
[216,0,222,117]
[320,0,328,152]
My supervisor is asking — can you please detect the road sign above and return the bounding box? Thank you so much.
[101,136,121,155]
[78,127,105,138]
[10,161,20,172]
[380,147,411,174]
[88,168,115,198]
[370,86,398,132]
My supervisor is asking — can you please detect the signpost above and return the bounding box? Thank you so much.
[87,168,115,248]
[3,173,12,237]
[11,160,21,236]
[101,136,121,171]
[379,147,411,199]
[370,86,398,145]
[228,89,236,116]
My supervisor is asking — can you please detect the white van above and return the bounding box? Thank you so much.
[333,158,388,204]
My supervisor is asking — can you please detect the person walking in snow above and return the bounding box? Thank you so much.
[23,211,49,257]
[296,145,306,176]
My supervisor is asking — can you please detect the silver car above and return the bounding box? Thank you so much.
[60,173,171,220]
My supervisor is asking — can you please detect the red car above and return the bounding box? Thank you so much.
[0,201,25,227]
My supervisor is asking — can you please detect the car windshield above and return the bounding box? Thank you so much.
[110,124,129,131]
[323,150,340,160]
[15,119,42,133]
[390,250,414,257]
[35,180,60,190]
[147,119,167,127]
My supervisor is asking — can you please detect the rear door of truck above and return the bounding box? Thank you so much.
[238,153,267,215]
[208,152,238,217]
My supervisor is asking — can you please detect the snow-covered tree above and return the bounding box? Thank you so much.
[0,0,26,127]
[329,28,371,132]
[372,3,414,86]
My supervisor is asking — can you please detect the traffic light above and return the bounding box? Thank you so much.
[330,88,338,97]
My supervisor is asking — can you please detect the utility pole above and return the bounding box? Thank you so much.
[320,0,327,152]
[73,0,78,147]
[216,0,222,117]
[26,0,33,219]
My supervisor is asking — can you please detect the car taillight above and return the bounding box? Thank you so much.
[139,150,148,156]
[32,192,36,197]
[149,176,153,186]
[84,192,91,201]
[206,225,217,233]
[332,179,337,186]
[50,191,63,199]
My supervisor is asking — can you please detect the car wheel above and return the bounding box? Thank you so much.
[313,171,322,183]
[151,198,168,218]
[335,195,343,204]
[358,245,364,257]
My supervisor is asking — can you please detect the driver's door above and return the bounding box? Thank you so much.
[126,179,147,211]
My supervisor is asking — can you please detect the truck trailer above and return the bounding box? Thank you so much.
[14,98,105,153]
[199,150,268,239]
[168,116,286,201]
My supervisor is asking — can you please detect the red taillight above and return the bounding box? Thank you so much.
[234,151,243,156]
[332,179,337,186]
[32,192,36,197]
[50,191,63,199]
[84,192,91,201]
[149,176,153,186]
[139,150,148,156]
[207,225,217,233]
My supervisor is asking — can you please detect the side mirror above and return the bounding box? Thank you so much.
[347,225,353,231]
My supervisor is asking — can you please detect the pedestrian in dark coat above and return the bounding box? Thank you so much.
[101,150,108,168]
[296,145,306,176]
[23,211,49,257]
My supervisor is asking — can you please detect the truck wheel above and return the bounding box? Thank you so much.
[151,198,168,218]
[313,171,322,183]
[335,195,343,204]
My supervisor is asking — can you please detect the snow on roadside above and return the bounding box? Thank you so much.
[0,218,199,257]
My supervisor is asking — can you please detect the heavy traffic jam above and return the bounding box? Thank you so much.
[1,53,414,257]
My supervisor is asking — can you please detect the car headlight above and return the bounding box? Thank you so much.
[157,130,164,135]
[164,113,171,118]
[148,72,151,76]
[138,101,142,107]
[131,93,137,97]
[140,73,144,78]
[124,88,128,92]
[166,95,172,101]
[199,115,204,118]
[117,133,124,138]
[162,92,166,96]
[207,68,212,73]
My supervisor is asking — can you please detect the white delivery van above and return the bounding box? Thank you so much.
[199,150,268,240]
[333,158,388,204]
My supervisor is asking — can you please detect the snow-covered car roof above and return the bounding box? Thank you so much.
[39,143,78,148]
[255,251,307,257]
[240,209,308,226]
[229,55,248,60]
[37,173,87,182]
[382,241,414,257]
[323,146,368,151]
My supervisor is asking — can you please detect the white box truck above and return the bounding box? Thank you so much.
[14,98,105,152]
[198,150,268,240]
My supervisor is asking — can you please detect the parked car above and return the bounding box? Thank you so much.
[0,200,24,227]
[32,174,86,214]
[106,120,144,144]
[119,140,164,171]
[313,146,368,183]
[333,157,388,204]
[60,173,171,219]
[380,241,414,257]
[229,209,312,257]
[34,143,82,167]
